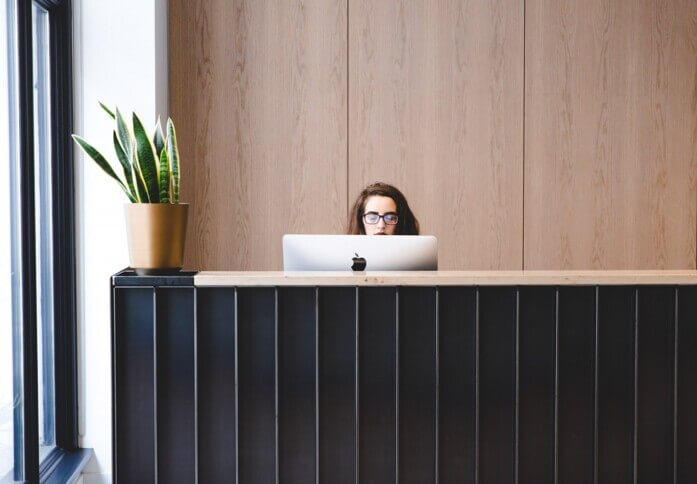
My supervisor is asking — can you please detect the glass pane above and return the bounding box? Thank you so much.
[31,2,55,461]
[1,0,24,481]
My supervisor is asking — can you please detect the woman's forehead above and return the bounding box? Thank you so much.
[364,195,397,212]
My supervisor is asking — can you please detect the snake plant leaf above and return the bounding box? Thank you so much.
[72,135,135,202]
[132,147,149,203]
[133,112,160,203]
[99,101,115,119]
[166,118,180,204]
[153,117,165,159]
[158,148,170,203]
[115,107,132,161]
[113,132,137,201]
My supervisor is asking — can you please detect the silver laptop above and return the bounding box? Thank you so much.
[283,234,438,271]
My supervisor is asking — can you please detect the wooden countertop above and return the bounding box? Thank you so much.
[194,270,697,286]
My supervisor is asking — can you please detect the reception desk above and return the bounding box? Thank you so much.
[112,270,697,483]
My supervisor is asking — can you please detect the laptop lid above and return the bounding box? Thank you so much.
[282,234,438,271]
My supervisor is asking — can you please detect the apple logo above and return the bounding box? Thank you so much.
[351,252,367,271]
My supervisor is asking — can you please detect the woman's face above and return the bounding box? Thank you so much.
[363,195,398,235]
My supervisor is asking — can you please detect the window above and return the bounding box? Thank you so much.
[1,0,84,482]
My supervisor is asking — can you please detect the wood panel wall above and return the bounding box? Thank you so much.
[171,0,697,271]
[525,0,697,269]
[170,0,347,270]
[348,0,524,269]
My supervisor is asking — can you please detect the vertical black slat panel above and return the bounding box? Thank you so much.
[358,287,397,483]
[114,287,155,482]
[438,287,476,483]
[635,286,675,483]
[477,287,517,483]
[597,286,635,484]
[156,288,196,483]
[398,287,437,483]
[278,287,317,484]
[518,286,556,484]
[197,287,237,482]
[317,287,357,484]
[676,285,697,483]
[557,286,596,484]
[237,288,277,484]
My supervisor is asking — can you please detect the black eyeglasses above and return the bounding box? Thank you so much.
[363,211,399,225]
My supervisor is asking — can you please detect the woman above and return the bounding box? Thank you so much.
[347,182,420,235]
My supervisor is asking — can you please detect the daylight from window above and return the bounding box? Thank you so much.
[1,1,17,478]
[32,2,56,457]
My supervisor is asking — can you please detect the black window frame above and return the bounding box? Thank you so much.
[9,0,88,481]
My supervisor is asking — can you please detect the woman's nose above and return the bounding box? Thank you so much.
[377,218,386,228]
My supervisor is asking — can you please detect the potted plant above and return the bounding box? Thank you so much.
[73,103,189,275]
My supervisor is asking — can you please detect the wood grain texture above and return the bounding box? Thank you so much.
[348,0,524,269]
[171,0,697,271]
[194,269,697,286]
[170,0,348,270]
[525,0,697,269]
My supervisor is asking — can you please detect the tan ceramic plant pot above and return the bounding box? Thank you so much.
[124,203,189,275]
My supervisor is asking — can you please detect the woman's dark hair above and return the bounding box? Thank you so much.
[347,182,420,235]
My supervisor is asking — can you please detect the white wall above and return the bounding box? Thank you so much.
[74,1,168,482]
